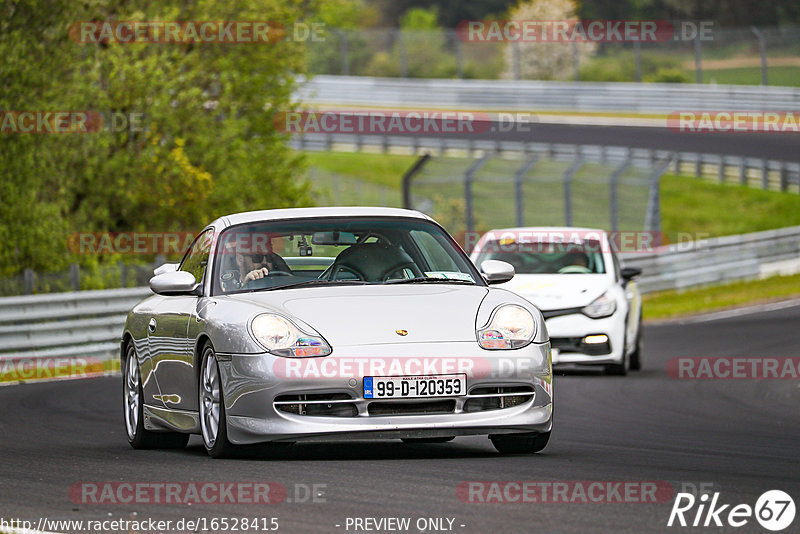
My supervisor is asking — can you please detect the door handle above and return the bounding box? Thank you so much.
[148,318,157,333]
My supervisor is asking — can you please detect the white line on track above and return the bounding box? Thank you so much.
[673,297,800,324]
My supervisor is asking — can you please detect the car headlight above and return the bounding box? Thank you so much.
[477,304,536,350]
[582,293,617,319]
[250,314,331,357]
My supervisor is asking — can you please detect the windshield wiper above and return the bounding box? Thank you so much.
[386,277,475,285]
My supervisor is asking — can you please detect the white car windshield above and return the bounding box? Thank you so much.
[475,241,606,275]
[212,217,481,294]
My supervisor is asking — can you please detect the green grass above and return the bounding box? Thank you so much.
[303,151,417,189]
[643,273,800,321]
[660,174,800,240]
[702,66,800,87]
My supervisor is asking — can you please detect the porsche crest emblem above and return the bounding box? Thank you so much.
[395,329,408,336]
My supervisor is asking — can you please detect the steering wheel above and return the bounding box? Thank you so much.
[240,270,294,289]
[557,265,592,274]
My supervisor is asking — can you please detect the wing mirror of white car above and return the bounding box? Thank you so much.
[149,271,200,296]
[153,262,179,276]
[480,260,515,285]
[621,267,642,280]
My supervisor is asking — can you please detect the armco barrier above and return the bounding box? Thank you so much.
[0,287,151,381]
[1,226,798,378]
[297,75,800,114]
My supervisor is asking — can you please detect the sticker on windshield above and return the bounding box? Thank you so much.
[425,271,475,282]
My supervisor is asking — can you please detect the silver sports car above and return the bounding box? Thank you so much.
[122,207,553,458]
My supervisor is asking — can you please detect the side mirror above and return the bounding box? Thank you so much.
[480,260,515,285]
[149,271,200,296]
[621,266,642,281]
[153,263,179,276]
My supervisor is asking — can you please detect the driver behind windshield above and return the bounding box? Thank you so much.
[232,237,291,286]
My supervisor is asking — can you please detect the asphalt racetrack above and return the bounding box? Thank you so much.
[1,302,799,534]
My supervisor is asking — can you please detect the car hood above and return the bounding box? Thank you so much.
[228,284,490,347]
[498,274,612,311]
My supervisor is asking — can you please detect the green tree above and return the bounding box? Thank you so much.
[1,0,322,276]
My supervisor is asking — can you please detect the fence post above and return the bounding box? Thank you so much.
[69,263,80,291]
[761,159,769,190]
[739,158,747,185]
[119,261,127,288]
[339,30,350,76]
[645,156,673,236]
[454,31,464,79]
[751,26,767,86]
[695,154,702,178]
[397,30,408,78]
[513,156,539,227]
[464,154,492,234]
[780,161,788,192]
[23,269,34,295]
[572,41,580,81]
[609,155,632,232]
[674,152,681,175]
[694,33,703,84]
[634,41,642,82]
[562,158,583,226]
[401,153,431,209]
[718,155,726,183]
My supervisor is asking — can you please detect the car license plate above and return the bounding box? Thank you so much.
[363,374,466,399]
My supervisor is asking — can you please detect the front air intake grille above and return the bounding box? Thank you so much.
[274,393,357,417]
[464,386,534,413]
[368,400,456,416]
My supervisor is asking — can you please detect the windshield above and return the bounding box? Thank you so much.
[212,217,481,295]
[474,241,606,275]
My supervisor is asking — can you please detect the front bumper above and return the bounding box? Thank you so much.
[216,341,553,445]
[545,311,625,367]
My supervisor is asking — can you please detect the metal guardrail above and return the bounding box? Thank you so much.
[1,226,799,373]
[298,75,800,113]
[0,287,150,365]
[622,225,800,292]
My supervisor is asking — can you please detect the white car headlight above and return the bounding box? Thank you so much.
[582,293,617,319]
[251,314,331,357]
[477,304,536,350]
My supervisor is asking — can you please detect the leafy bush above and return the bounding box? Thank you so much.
[644,68,692,83]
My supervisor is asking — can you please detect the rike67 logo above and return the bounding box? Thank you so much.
[668,490,795,531]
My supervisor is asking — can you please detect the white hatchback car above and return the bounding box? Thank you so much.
[471,227,642,375]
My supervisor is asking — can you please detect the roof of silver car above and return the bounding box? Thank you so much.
[213,206,432,229]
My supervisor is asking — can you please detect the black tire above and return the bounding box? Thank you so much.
[605,326,630,376]
[199,344,235,459]
[123,344,189,449]
[491,431,550,454]
[629,312,643,371]
[401,437,455,444]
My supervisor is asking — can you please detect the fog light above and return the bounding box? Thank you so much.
[584,334,609,344]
